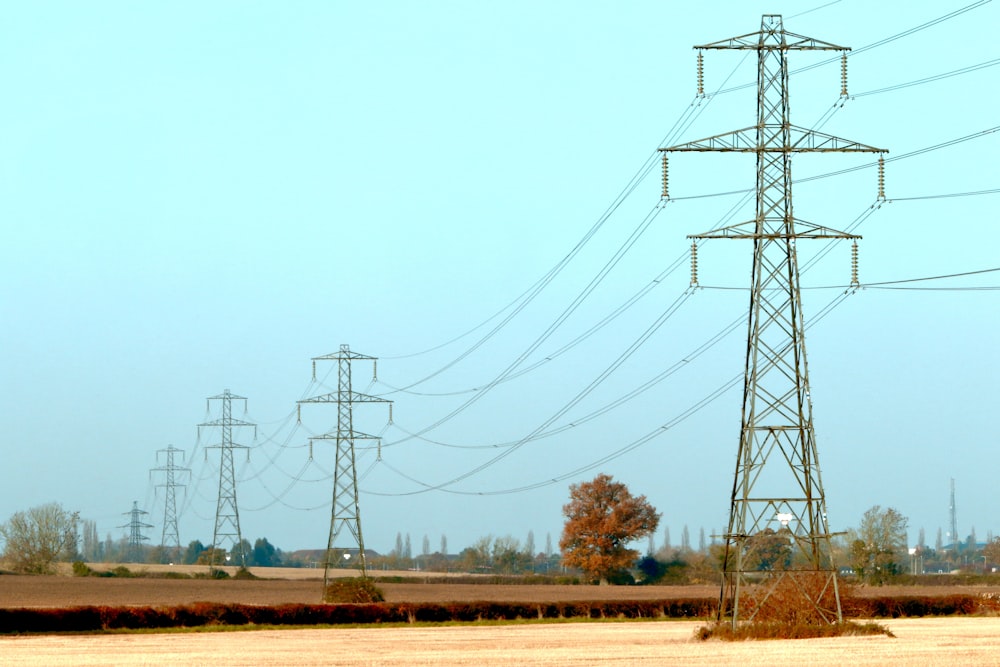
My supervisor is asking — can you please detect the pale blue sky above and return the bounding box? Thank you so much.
[2,1,998,555]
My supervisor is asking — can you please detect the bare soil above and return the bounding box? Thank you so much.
[0,572,717,608]
[3,565,998,608]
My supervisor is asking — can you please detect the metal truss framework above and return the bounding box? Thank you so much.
[121,501,153,563]
[661,15,885,627]
[200,389,256,569]
[298,344,391,590]
[151,445,190,553]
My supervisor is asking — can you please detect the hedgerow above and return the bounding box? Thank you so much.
[0,593,991,634]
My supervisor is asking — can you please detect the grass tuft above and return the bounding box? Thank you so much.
[695,619,895,641]
[694,621,896,642]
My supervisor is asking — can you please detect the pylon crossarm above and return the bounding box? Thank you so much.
[298,391,391,404]
[695,30,846,51]
[310,430,381,442]
[199,417,256,428]
[313,350,376,362]
[661,126,885,153]
[693,222,859,240]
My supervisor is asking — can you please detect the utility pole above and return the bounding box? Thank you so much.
[199,389,256,569]
[120,501,153,563]
[150,445,190,560]
[660,15,885,627]
[298,344,391,592]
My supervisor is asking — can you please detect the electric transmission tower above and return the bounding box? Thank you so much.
[660,15,885,626]
[199,389,256,569]
[949,478,959,551]
[298,344,391,590]
[120,501,153,563]
[150,445,190,559]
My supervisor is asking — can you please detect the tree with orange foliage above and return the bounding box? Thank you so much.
[559,473,660,584]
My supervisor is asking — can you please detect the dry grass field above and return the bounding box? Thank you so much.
[2,617,1000,666]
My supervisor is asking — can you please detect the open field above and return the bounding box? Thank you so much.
[3,570,1000,665]
[3,566,999,608]
[0,572,718,607]
[2,617,1000,666]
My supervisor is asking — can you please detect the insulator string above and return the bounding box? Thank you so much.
[840,52,848,97]
[697,51,705,97]
[661,153,669,199]
[850,241,859,287]
[690,242,699,287]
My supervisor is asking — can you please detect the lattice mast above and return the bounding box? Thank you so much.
[120,501,153,563]
[660,15,886,626]
[150,445,190,555]
[949,478,959,551]
[199,389,256,569]
[298,344,391,589]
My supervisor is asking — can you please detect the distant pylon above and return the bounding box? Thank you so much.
[661,15,886,627]
[949,478,959,551]
[298,344,391,591]
[199,389,256,569]
[120,501,153,563]
[150,445,190,557]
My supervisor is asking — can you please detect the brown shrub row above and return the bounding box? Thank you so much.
[0,598,713,634]
[1,594,994,634]
[843,594,999,618]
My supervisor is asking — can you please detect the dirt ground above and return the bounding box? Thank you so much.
[3,566,999,608]
[0,565,720,607]
[3,617,1000,666]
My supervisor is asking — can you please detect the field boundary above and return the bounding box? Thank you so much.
[1,593,998,634]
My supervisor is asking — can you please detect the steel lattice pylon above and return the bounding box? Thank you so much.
[661,15,885,626]
[200,389,256,569]
[298,344,391,591]
[151,445,190,556]
[120,501,153,563]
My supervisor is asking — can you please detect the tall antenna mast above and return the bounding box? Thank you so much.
[660,15,886,627]
[949,478,959,551]
[298,344,391,594]
[199,389,256,569]
[150,445,190,559]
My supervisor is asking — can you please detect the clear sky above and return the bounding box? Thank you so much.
[2,0,998,557]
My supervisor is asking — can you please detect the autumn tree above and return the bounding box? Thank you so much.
[983,537,1000,568]
[0,502,80,574]
[559,473,660,584]
[848,505,908,585]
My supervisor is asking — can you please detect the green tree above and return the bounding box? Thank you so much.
[0,503,80,574]
[183,539,206,565]
[460,536,493,572]
[559,473,660,584]
[196,546,228,566]
[81,519,100,562]
[251,538,280,567]
[492,535,531,574]
[848,505,908,585]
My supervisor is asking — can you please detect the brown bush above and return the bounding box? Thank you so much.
[695,620,894,641]
[323,578,385,603]
[739,572,842,624]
